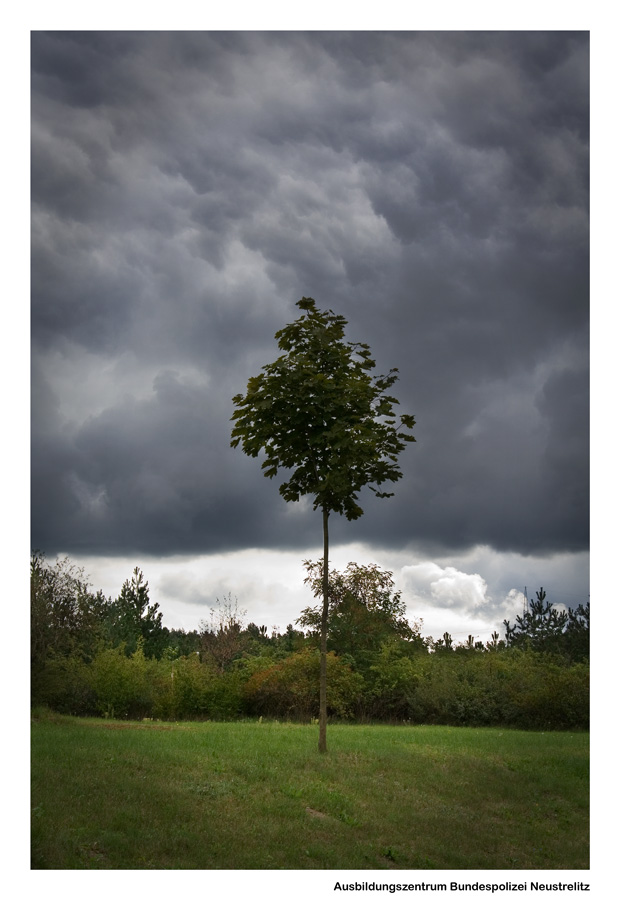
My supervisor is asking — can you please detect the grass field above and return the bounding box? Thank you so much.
[31,711,589,870]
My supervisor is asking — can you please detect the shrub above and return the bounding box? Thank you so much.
[88,644,156,718]
[150,655,246,721]
[152,654,210,719]
[360,648,589,729]
[500,652,589,729]
[34,651,96,716]
[244,649,363,719]
[364,642,423,719]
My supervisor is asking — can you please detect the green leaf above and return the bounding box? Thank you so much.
[230,297,416,519]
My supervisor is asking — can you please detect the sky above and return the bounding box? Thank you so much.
[30,30,590,644]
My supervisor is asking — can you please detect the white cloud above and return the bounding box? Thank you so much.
[67,540,587,648]
[402,562,488,611]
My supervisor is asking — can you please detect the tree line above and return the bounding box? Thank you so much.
[31,551,589,730]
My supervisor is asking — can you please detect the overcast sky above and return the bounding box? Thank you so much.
[30,31,589,641]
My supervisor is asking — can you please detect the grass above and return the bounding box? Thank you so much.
[31,711,589,870]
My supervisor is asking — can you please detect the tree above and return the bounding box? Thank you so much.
[564,601,590,662]
[231,297,415,751]
[200,593,247,672]
[485,630,504,652]
[504,587,560,654]
[503,587,589,662]
[165,627,202,658]
[432,632,454,653]
[106,567,168,659]
[31,551,110,676]
[298,560,423,666]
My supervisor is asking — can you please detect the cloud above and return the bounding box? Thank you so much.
[61,529,589,651]
[402,562,489,612]
[31,31,589,571]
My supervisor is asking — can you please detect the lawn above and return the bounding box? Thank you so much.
[31,711,589,870]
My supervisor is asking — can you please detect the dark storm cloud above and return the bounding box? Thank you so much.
[31,31,589,559]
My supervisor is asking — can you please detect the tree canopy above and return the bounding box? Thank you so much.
[231,297,416,520]
[106,567,168,659]
[298,560,424,664]
[503,588,589,662]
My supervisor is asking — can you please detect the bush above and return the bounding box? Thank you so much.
[359,648,589,729]
[150,655,246,720]
[152,654,209,719]
[500,652,589,729]
[239,643,589,729]
[363,642,422,720]
[88,644,156,718]
[244,649,363,719]
[34,651,97,716]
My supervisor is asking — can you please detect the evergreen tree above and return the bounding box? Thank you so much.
[503,587,589,661]
[106,567,168,658]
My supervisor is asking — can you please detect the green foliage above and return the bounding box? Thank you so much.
[204,669,247,719]
[432,632,454,652]
[230,298,416,752]
[35,651,96,716]
[393,649,589,730]
[105,567,169,659]
[31,552,110,662]
[152,654,245,721]
[88,643,157,719]
[504,588,590,662]
[298,560,424,666]
[31,553,589,731]
[244,649,363,719]
[31,551,111,705]
[165,628,202,658]
[199,593,248,671]
[150,654,205,719]
[500,654,590,730]
[363,639,423,719]
[485,630,505,652]
[266,623,307,655]
[231,297,415,520]
[35,636,589,729]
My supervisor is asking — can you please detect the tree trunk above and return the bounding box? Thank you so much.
[318,506,329,753]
